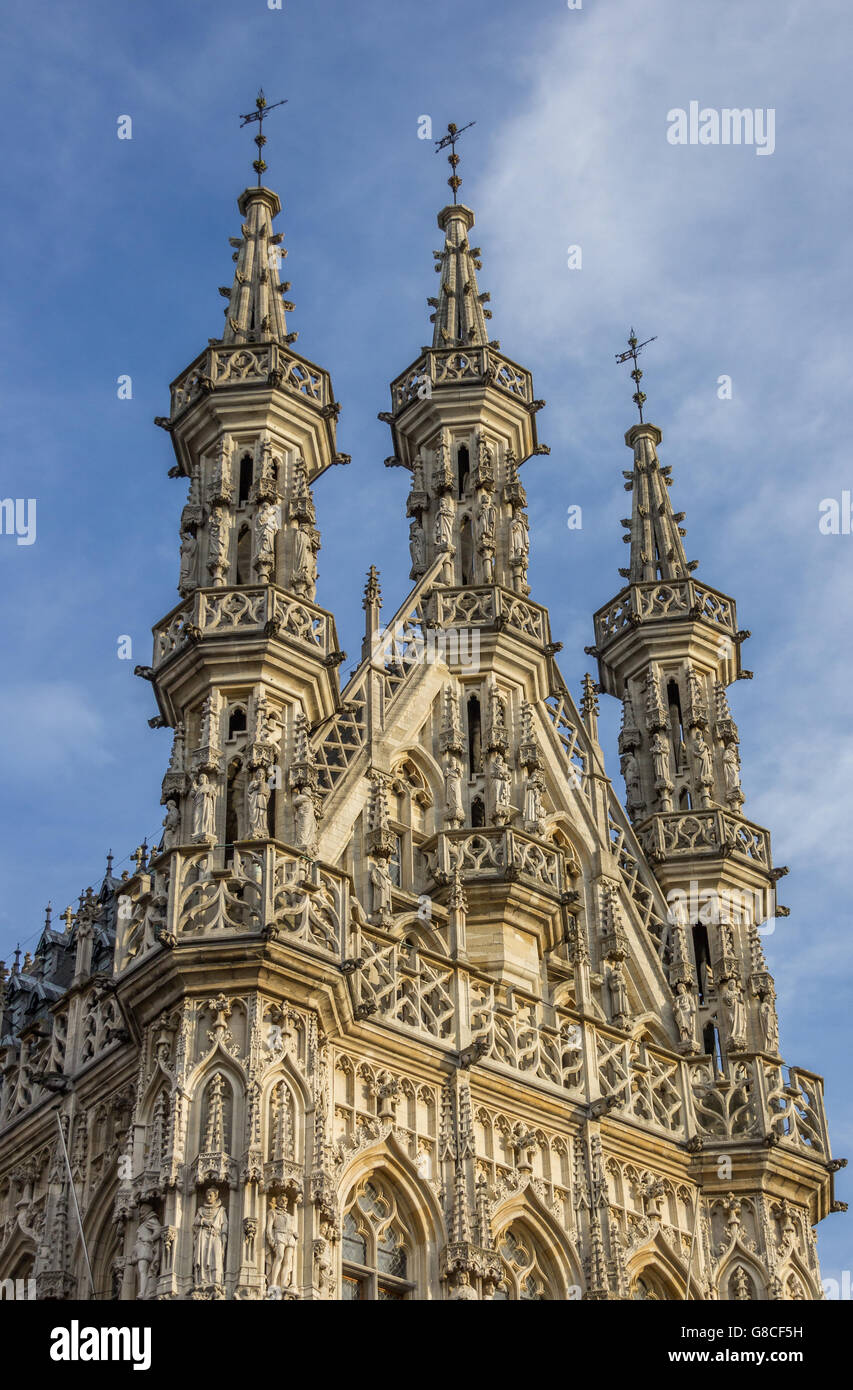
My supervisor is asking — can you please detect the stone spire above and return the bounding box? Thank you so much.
[219,185,296,347]
[428,204,492,348]
[619,423,693,584]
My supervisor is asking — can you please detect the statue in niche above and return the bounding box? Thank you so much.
[723,742,742,798]
[608,961,630,1022]
[409,519,426,574]
[444,755,464,826]
[720,979,747,1049]
[369,857,393,920]
[509,513,529,565]
[673,982,697,1045]
[434,495,455,551]
[292,786,318,856]
[292,523,317,596]
[522,769,546,833]
[191,773,217,843]
[473,492,496,582]
[650,733,671,786]
[129,1205,162,1299]
[161,799,180,850]
[490,753,512,823]
[207,506,230,583]
[759,993,779,1054]
[691,729,714,786]
[247,769,271,839]
[266,1196,298,1290]
[448,1270,479,1300]
[620,751,642,808]
[192,1186,228,1288]
[178,528,198,594]
[253,501,280,578]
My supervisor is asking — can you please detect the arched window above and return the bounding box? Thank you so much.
[491,1225,554,1301]
[630,1268,671,1300]
[227,706,247,741]
[341,1177,414,1301]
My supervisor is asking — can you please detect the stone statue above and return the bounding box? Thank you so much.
[266,1196,298,1291]
[192,1187,228,1288]
[370,857,393,919]
[253,501,280,577]
[650,733,671,785]
[409,519,425,574]
[161,799,180,850]
[673,983,697,1044]
[434,496,454,551]
[207,506,230,583]
[129,1205,161,1298]
[608,962,630,1022]
[292,787,317,855]
[621,752,642,807]
[759,994,779,1053]
[723,742,741,797]
[490,754,512,822]
[473,492,496,550]
[191,773,217,843]
[720,979,747,1049]
[523,770,545,832]
[691,729,714,786]
[448,1269,479,1300]
[178,528,197,593]
[292,524,316,595]
[444,756,464,826]
[247,769,271,839]
[509,514,529,564]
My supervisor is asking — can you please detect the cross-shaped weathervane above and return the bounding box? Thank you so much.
[434,120,476,204]
[239,88,289,187]
[615,328,657,422]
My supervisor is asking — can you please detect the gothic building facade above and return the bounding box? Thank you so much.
[0,153,842,1301]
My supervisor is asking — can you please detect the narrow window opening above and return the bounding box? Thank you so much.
[457,445,470,497]
[235,523,252,585]
[692,923,711,1004]
[667,679,685,766]
[238,453,253,505]
[228,708,247,740]
[471,795,485,828]
[467,695,482,774]
[703,1021,723,1070]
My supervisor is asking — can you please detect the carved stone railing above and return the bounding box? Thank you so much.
[432,585,550,647]
[153,586,336,668]
[170,342,333,419]
[468,987,586,1095]
[761,1063,829,1155]
[114,846,351,977]
[637,810,771,869]
[424,827,566,898]
[593,578,738,649]
[389,345,534,414]
[596,1032,688,1137]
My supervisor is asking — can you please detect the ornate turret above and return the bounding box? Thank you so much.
[592,409,784,1064]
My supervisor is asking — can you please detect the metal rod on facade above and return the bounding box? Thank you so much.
[684,1190,701,1300]
[55,1109,95,1297]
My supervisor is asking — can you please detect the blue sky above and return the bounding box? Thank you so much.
[0,0,850,1283]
